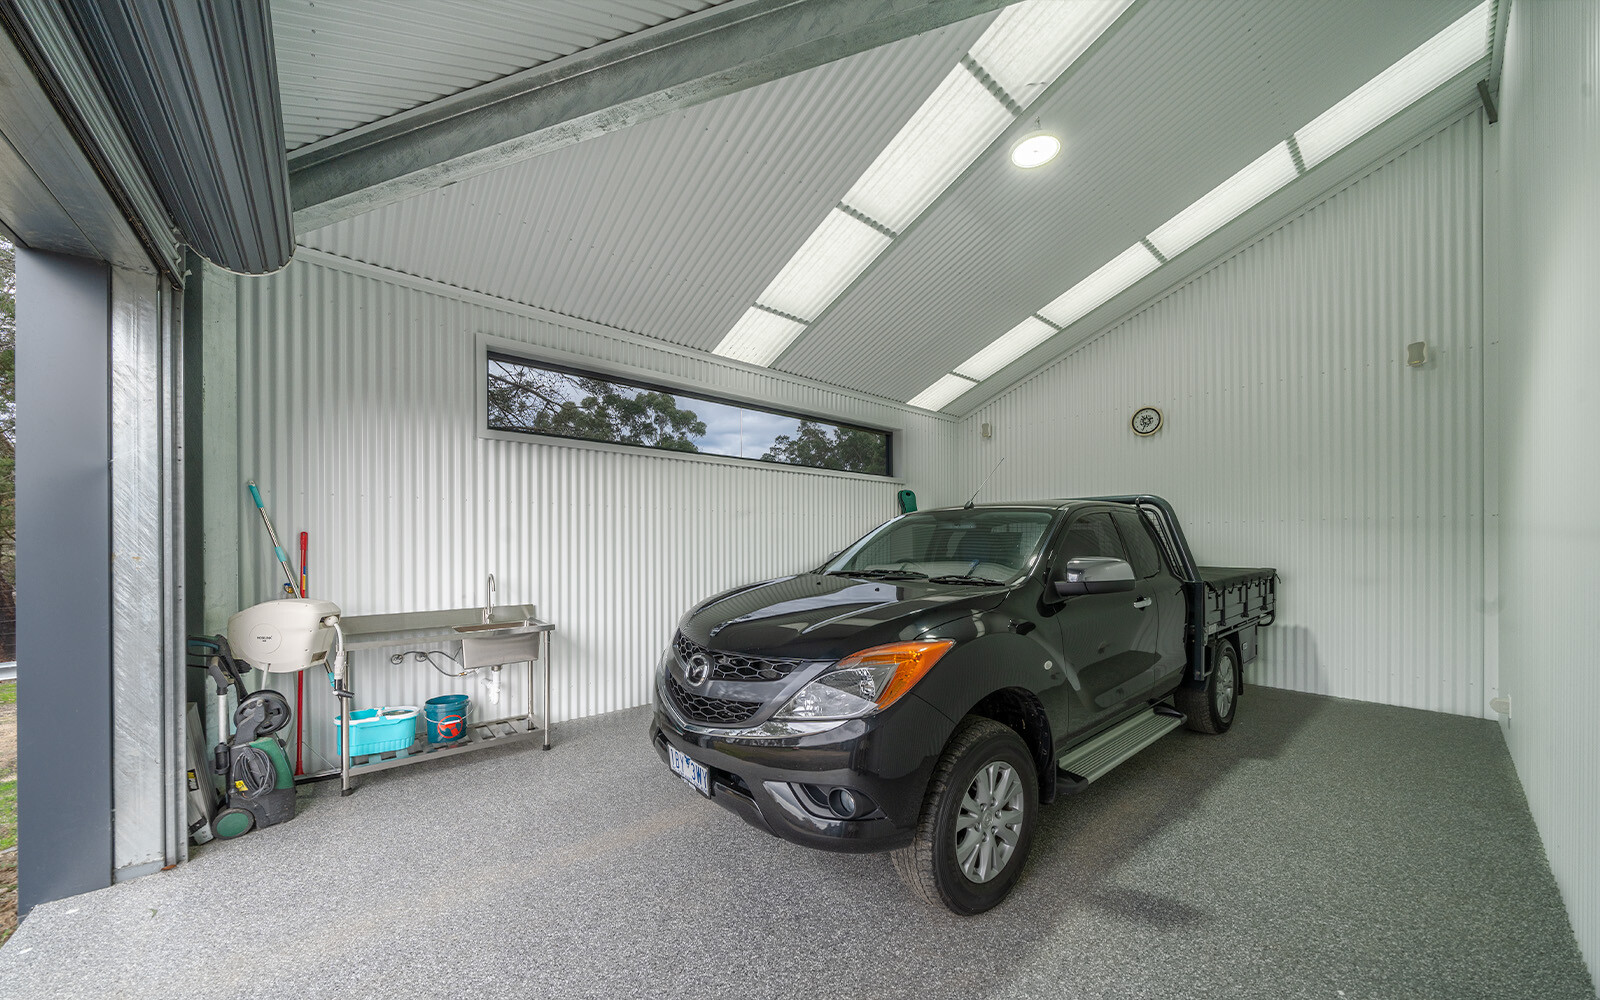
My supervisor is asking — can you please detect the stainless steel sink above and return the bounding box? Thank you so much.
[453,609,543,668]
[339,604,551,669]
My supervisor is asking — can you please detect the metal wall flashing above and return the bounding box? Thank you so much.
[109,264,185,877]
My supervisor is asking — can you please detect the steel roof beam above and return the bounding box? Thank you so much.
[287,0,1011,234]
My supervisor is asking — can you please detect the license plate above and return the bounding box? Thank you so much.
[667,745,711,797]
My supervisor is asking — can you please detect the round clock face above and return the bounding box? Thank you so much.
[1131,406,1163,436]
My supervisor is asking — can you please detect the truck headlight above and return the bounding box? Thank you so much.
[773,640,954,721]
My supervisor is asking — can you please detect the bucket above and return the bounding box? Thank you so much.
[424,694,470,743]
[334,706,420,756]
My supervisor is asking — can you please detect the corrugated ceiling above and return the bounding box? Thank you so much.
[297,0,1485,407]
[272,0,727,150]
[785,0,1486,399]
[299,19,994,346]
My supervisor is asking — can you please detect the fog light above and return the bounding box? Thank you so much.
[829,788,858,818]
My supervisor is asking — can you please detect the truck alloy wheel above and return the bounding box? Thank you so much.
[1178,640,1240,735]
[956,761,1026,882]
[893,717,1038,914]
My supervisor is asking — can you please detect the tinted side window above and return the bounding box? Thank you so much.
[1111,508,1165,578]
[1056,512,1128,564]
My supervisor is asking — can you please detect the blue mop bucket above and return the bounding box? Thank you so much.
[424,694,470,743]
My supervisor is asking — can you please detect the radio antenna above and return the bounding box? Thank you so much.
[964,458,1005,509]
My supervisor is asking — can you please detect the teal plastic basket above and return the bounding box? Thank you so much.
[334,706,419,755]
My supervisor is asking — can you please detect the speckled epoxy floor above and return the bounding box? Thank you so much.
[0,686,1592,1000]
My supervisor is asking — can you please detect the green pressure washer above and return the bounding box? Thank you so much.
[194,637,297,839]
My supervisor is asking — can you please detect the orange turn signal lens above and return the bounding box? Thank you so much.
[836,639,956,710]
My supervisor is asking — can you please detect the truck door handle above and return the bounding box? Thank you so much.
[1132,597,1152,610]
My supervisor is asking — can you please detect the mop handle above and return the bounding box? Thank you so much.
[247,481,299,595]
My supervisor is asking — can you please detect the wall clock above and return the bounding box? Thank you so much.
[1131,406,1163,436]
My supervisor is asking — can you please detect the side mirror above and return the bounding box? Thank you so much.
[1051,557,1136,598]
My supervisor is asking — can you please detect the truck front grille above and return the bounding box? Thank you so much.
[664,674,763,727]
[673,632,804,682]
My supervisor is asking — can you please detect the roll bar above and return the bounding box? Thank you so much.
[1081,494,1209,684]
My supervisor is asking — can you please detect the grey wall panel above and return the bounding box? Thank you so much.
[1495,0,1600,983]
[953,114,1486,718]
[225,255,954,767]
[15,248,113,911]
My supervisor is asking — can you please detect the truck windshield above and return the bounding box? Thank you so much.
[823,509,1055,585]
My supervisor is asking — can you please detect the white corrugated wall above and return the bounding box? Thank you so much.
[1495,0,1600,983]
[953,112,1487,718]
[225,255,955,768]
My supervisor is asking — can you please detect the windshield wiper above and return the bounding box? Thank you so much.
[926,574,1007,586]
[826,569,928,581]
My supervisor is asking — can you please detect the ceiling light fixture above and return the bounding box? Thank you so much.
[1010,131,1061,169]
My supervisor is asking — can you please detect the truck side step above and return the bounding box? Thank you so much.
[1056,707,1185,786]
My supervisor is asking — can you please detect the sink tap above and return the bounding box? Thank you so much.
[483,573,496,624]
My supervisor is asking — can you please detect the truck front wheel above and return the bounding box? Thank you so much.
[1178,640,1239,734]
[892,717,1038,915]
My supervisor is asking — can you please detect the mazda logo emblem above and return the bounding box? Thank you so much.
[685,653,711,686]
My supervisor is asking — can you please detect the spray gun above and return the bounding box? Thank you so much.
[324,613,352,703]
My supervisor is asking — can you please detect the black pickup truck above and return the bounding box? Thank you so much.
[651,495,1275,913]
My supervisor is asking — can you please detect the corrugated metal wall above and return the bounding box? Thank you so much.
[953,113,1486,717]
[1495,0,1600,983]
[227,255,953,768]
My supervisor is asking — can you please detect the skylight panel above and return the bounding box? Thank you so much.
[755,209,893,323]
[1295,1,1491,169]
[907,373,980,412]
[1037,243,1161,329]
[842,65,1013,233]
[1147,142,1299,259]
[712,307,808,367]
[955,316,1058,381]
[716,0,1137,369]
[968,0,1134,107]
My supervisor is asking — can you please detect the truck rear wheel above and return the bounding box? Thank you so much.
[1177,640,1239,734]
[892,717,1038,915]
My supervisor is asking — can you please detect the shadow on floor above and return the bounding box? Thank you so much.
[0,684,1592,1000]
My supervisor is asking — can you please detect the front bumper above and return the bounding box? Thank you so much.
[650,692,954,853]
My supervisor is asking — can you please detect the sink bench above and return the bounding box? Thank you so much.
[328,605,556,795]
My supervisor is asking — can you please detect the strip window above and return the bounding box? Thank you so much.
[486,352,891,477]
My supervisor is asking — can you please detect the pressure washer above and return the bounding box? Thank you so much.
[191,635,297,839]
